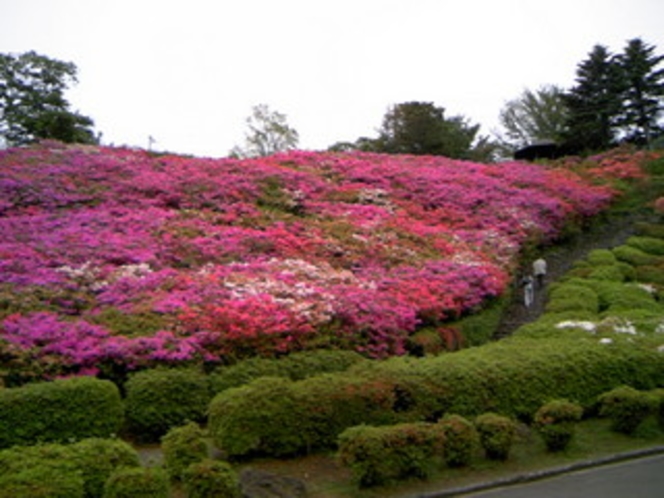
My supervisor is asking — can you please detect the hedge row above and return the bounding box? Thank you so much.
[0,376,124,449]
[123,349,364,442]
[0,438,139,498]
[208,336,664,458]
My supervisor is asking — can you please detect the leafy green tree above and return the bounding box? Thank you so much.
[375,101,481,159]
[616,38,664,145]
[331,101,495,160]
[230,103,299,158]
[0,51,97,146]
[563,44,625,153]
[498,85,568,152]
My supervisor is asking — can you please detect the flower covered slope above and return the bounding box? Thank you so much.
[0,142,646,375]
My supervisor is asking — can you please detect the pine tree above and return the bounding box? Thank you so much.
[616,38,664,145]
[563,45,625,153]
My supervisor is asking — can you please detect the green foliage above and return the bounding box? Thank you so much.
[208,349,364,393]
[229,103,299,158]
[103,467,170,498]
[0,376,123,448]
[124,368,211,442]
[209,335,664,458]
[437,414,477,467]
[0,444,84,498]
[0,51,97,145]
[337,422,444,487]
[587,264,627,282]
[498,85,568,151]
[161,422,208,482]
[613,245,663,266]
[626,236,664,256]
[587,249,618,266]
[545,282,599,314]
[352,101,494,160]
[182,459,241,498]
[450,295,510,347]
[208,376,305,458]
[634,264,664,285]
[0,439,139,498]
[474,413,517,461]
[533,399,583,452]
[598,385,656,435]
[70,438,140,498]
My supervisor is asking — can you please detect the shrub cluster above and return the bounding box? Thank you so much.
[182,459,241,498]
[0,438,140,498]
[0,376,123,448]
[124,368,210,442]
[474,413,517,460]
[208,349,364,393]
[208,335,664,458]
[337,422,444,487]
[533,399,583,452]
[438,414,477,467]
[103,467,170,498]
[598,385,656,434]
[161,422,209,482]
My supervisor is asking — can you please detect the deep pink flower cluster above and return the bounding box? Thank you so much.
[0,142,638,372]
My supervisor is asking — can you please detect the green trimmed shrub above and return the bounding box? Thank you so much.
[635,264,664,285]
[182,459,241,498]
[161,422,208,482]
[598,386,656,435]
[475,413,517,461]
[613,245,662,266]
[0,439,139,498]
[587,265,626,282]
[626,236,664,256]
[337,422,444,487]
[103,467,170,498]
[0,444,84,498]
[0,376,123,448]
[208,376,304,458]
[587,249,618,266]
[533,399,583,452]
[634,222,664,239]
[124,368,210,442]
[70,438,140,497]
[209,374,399,458]
[545,283,599,314]
[208,349,364,393]
[437,414,477,467]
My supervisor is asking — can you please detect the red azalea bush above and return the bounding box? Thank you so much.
[0,142,653,376]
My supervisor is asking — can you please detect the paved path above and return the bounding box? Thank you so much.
[458,453,664,498]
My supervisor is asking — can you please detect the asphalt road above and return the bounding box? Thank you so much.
[459,454,664,498]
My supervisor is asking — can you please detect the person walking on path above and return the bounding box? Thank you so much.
[521,274,534,307]
[533,257,547,289]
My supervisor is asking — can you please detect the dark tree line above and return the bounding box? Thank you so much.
[561,38,664,154]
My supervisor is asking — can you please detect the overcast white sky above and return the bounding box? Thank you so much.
[2,0,664,157]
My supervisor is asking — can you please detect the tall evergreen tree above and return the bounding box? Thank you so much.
[563,45,624,153]
[616,38,664,145]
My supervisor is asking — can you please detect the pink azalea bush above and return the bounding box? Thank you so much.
[0,142,651,377]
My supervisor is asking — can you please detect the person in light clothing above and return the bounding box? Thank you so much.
[533,257,547,289]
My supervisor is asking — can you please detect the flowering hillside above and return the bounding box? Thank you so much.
[0,142,648,378]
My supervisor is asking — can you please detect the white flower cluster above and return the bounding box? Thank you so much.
[113,262,153,280]
[221,258,360,325]
[358,188,392,208]
[56,261,106,291]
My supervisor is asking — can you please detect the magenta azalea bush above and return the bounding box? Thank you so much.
[0,142,648,377]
